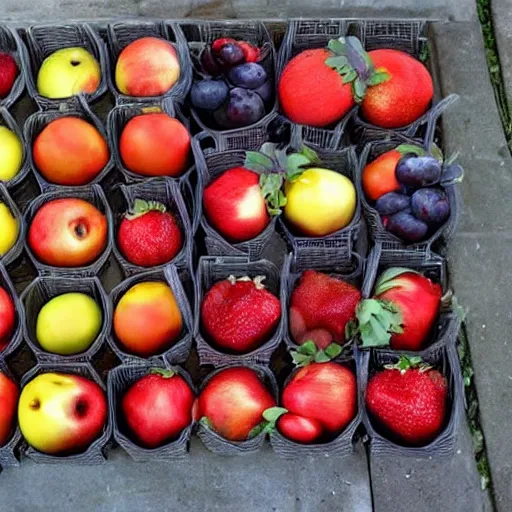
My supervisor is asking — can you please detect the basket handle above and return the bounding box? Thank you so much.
[424,93,459,153]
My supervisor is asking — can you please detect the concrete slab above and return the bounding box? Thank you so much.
[433,20,512,510]
[370,421,493,512]
[0,440,372,512]
[493,0,512,111]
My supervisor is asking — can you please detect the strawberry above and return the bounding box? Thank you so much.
[203,167,270,243]
[366,355,448,445]
[201,275,281,353]
[362,49,434,129]
[237,41,260,62]
[278,37,389,128]
[289,270,361,349]
[117,199,183,267]
[277,413,323,444]
[352,268,442,351]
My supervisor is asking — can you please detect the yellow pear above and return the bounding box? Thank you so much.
[0,202,19,256]
[0,127,23,181]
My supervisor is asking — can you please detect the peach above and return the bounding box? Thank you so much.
[33,117,110,186]
[115,37,180,97]
[119,112,191,177]
[113,281,183,357]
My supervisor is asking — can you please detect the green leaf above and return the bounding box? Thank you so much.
[367,70,391,86]
[200,417,213,429]
[259,142,280,158]
[248,422,266,439]
[325,56,349,69]
[353,78,367,103]
[285,153,311,181]
[327,38,345,55]
[299,145,319,164]
[395,144,426,157]
[291,352,312,367]
[345,320,357,339]
[375,267,421,295]
[262,407,288,423]
[150,368,176,378]
[342,69,357,84]
[259,174,285,216]
[314,351,330,363]
[244,151,275,172]
[356,299,382,326]
[324,343,342,359]
[355,298,403,348]
[369,316,392,345]
[298,340,317,356]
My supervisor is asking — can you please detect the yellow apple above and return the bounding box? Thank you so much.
[37,47,101,99]
[0,202,19,256]
[18,372,107,454]
[36,292,102,355]
[284,168,356,236]
[0,127,23,181]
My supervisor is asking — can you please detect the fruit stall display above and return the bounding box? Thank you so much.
[0,18,466,465]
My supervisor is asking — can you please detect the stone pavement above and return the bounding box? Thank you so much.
[493,0,512,111]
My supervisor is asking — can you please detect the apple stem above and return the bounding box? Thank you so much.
[29,399,40,410]
[150,368,176,379]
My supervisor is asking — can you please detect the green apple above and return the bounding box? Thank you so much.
[0,126,23,181]
[36,292,102,355]
[37,47,101,99]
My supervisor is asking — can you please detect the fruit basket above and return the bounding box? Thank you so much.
[180,20,277,138]
[0,265,24,359]
[277,145,362,269]
[0,358,22,468]
[0,24,27,109]
[357,131,462,259]
[109,177,194,277]
[107,20,192,105]
[108,265,194,366]
[22,23,109,111]
[196,363,278,455]
[359,344,463,457]
[20,276,110,363]
[23,96,114,192]
[0,183,25,268]
[0,106,30,190]
[194,256,284,367]
[23,184,113,277]
[19,362,112,464]
[108,363,195,461]
[269,350,363,458]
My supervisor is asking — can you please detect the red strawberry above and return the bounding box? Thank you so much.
[366,355,447,445]
[362,49,434,129]
[289,270,361,349]
[201,275,281,353]
[277,413,323,444]
[211,38,237,54]
[355,268,442,351]
[0,53,18,99]
[117,199,183,267]
[238,41,260,62]
[203,167,270,243]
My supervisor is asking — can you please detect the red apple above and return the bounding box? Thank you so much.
[122,368,195,448]
[119,113,191,178]
[197,367,276,441]
[0,286,15,351]
[0,53,18,99]
[33,117,110,186]
[203,167,270,243]
[0,371,18,446]
[28,198,107,267]
[18,372,107,455]
[115,37,180,97]
[282,362,357,434]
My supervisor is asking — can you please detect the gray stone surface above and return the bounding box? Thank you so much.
[493,0,512,111]
[1,0,476,25]
[371,422,493,512]
[0,440,372,512]
[433,20,512,511]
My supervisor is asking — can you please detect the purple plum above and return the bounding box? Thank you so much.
[385,210,429,242]
[411,188,450,225]
[396,155,442,188]
[375,192,410,215]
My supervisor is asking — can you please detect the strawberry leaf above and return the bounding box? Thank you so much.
[353,78,367,103]
[355,298,403,348]
[324,343,343,359]
[297,340,317,356]
[259,174,285,216]
[325,55,349,70]
[367,70,391,86]
[291,352,312,366]
[327,38,345,55]
[343,69,357,84]
[248,422,266,439]
[299,145,320,164]
[150,368,176,378]
[244,151,275,173]
[200,416,213,429]
[262,407,288,423]
[126,199,166,220]
[374,267,422,295]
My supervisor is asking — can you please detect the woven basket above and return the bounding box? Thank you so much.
[20,276,110,363]
[0,264,24,359]
[280,252,364,354]
[107,20,192,105]
[179,20,277,136]
[108,363,195,461]
[192,133,279,261]
[23,96,114,192]
[24,184,113,277]
[0,107,30,190]
[23,23,108,110]
[20,362,112,464]
[360,343,463,457]
[109,177,194,278]
[0,358,22,468]
[196,364,278,455]
[278,145,362,269]
[269,352,363,458]
[0,25,27,109]
[276,19,352,150]
[108,265,194,366]
[359,243,461,355]
[194,256,283,367]
[0,183,25,268]
[357,135,462,258]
